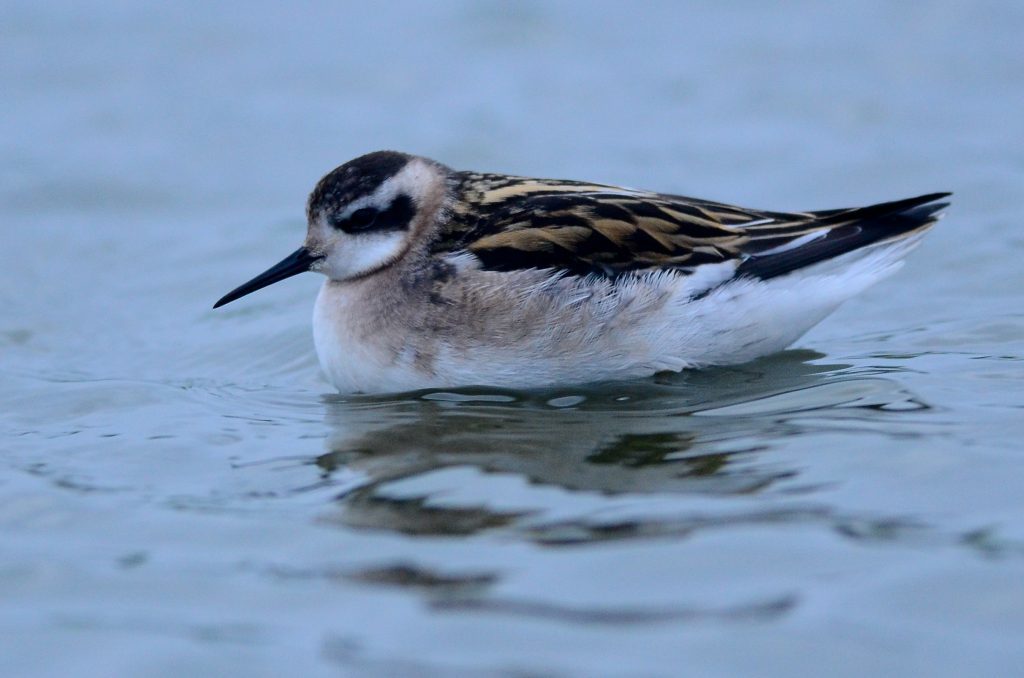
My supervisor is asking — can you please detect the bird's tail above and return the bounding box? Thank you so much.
[737,192,950,281]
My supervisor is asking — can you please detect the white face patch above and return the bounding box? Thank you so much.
[320,230,408,281]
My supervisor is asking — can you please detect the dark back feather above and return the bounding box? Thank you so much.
[433,172,949,282]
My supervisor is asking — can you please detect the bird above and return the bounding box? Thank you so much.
[213,150,949,394]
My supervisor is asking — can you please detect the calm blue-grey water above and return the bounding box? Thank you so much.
[3,2,1023,676]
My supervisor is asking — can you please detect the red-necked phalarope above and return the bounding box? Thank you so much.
[214,151,949,393]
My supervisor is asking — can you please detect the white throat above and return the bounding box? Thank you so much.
[326,230,407,281]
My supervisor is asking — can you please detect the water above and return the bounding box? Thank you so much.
[3,1,1023,676]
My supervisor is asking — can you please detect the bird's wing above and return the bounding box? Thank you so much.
[437,174,948,283]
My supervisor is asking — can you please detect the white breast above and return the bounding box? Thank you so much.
[313,280,438,393]
[311,236,919,393]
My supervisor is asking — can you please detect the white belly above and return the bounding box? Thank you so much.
[313,280,439,393]
[311,240,913,394]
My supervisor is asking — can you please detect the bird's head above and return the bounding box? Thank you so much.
[214,150,450,309]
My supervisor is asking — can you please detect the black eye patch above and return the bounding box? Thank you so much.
[331,194,415,234]
[349,208,377,229]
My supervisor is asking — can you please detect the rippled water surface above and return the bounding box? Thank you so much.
[3,2,1024,676]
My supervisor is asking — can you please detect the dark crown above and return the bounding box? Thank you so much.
[306,151,413,220]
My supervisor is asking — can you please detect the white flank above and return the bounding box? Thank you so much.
[313,234,926,393]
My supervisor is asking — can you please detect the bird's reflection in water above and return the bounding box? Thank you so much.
[312,350,929,540]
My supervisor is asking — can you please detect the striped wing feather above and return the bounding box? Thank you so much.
[440,174,948,280]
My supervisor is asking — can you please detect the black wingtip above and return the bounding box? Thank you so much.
[736,191,951,281]
[913,191,952,201]
[893,193,952,221]
[892,191,952,205]
[825,192,953,223]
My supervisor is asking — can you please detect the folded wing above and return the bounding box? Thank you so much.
[440,174,949,287]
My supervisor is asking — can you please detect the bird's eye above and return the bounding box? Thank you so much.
[329,195,413,233]
[347,207,378,230]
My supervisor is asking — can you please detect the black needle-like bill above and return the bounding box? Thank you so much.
[213,247,320,309]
